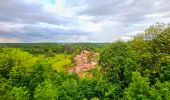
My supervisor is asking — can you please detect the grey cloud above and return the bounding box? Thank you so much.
[63,0,170,42]
[0,23,91,42]
[68,0,170,24]
[0,0,90,42]
[0,0,70,25]
[0,0,170,42]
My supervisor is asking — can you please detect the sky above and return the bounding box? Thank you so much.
[0,0,170,43]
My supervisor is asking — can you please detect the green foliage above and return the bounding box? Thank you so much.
[99,23,170,99]
[99,41,137,98]
[34,81,58,100]
[150,80,170,100]
[125,72,170,100]
[0,43,106,56]
[129,23,170,85]
[0,23,170,99]
[50,54,72,72]
[125,72,150,99]
[58,79,83,100]
[6,86,29,100]
[0,48,36,79]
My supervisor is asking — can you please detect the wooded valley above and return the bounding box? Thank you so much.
[0,23,170,100]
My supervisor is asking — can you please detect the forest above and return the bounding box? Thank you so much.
[0,23,170,100]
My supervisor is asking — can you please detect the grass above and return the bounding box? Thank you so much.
[49,54,73,72]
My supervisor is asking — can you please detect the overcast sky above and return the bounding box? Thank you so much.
[0,0,170,43]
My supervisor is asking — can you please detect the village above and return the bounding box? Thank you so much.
[68,50,98,76]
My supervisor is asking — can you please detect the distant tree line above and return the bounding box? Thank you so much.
[0,43,107,57]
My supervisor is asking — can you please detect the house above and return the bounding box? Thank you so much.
[68,50,97,74]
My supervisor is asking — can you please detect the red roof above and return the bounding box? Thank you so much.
[68,50,97,73]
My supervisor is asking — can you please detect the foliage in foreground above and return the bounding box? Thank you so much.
[0,23,170,100]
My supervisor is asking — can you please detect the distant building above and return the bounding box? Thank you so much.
[68,50,97,74]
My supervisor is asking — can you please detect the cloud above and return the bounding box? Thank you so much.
[0,0,170,42]
[68,0,170,41]
[0,22,92,42]
[0,0,70,25]
[0,37,19,43]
